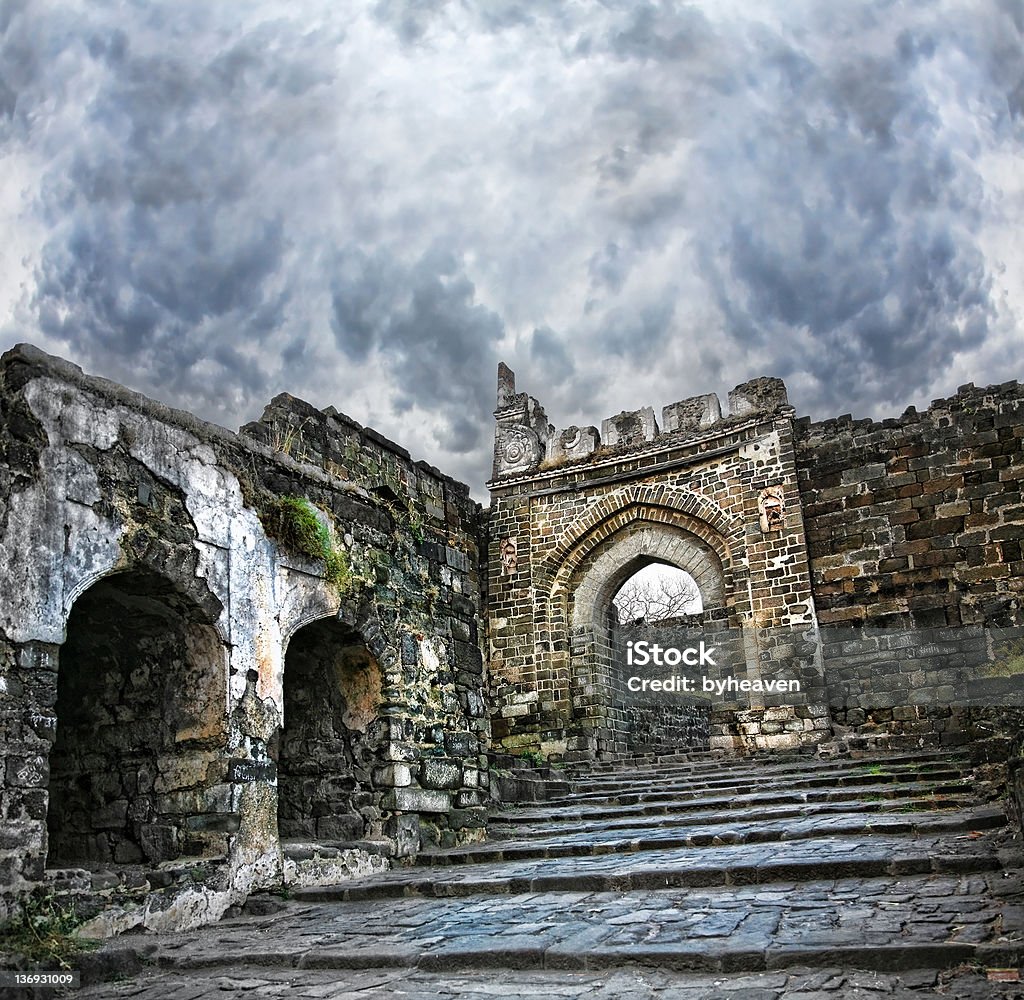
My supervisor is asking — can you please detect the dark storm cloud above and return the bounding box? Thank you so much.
[680,1,1017,415]
[2,0,1022,495]
[609,2,716,65]
[1,2,349,423]
[330,246,503,454]
[529,326,574,382]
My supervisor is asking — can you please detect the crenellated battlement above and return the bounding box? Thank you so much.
[490,364,793,481]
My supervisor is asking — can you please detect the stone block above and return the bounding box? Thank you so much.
[92,800,129,829]
[444,731,477,758]
[185,813,241,834]
[449,806,487,828]
[374,763,413,787]
[382,787,451,813]
[547,425,600,464]
[420,759,463,790]
[602,407,658,447]
[728,376,789,417]
[139,824,178,863]
[662,393,722,434]
[386,813,421,857]
[384,742,419,763]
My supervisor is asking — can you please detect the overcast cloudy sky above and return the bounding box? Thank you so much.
[2,0,1022,496]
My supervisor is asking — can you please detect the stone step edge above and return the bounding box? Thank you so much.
[567,763,972,796]
[568,753,972,786]
[549,770,972,807]
[559,747,977,778]
[292,852,1003,903]
[505,780,975,820]
[490,791,977,829]
[140,940,1024,976]
[420,809,1008,867]
[481,797,989,848]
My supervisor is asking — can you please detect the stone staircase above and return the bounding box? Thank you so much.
[76,748,1024,994]
[283,749,1024,974]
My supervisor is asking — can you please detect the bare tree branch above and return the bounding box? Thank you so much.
[613,570,701,623]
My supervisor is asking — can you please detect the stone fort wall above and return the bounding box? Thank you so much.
[1,343,1023,933]
[486,366,1024,759]
[795,380,1024,744]
[0,344,486,928]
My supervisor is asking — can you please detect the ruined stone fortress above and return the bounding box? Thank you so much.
[1,343,1022,931]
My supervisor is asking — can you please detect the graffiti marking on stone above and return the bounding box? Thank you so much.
[228,759,277,783]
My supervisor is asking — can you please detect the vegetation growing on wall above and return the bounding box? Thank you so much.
[987,638,1024,677]
[265,496,352,590]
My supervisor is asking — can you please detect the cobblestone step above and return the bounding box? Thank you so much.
[425,806,1007,867]
[69,748,1024,994]
[560,746,972,779]
[566,751,968,788]
[128,870,1024,977]
[494,778,977,826]
[294,833,1005,902]
[487,793,978,839]
[74,964,1024,999]
[546,765,973,807]
[470,801,1001,861]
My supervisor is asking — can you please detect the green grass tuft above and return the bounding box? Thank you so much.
[0,895,100,968]
[266,496,353,591]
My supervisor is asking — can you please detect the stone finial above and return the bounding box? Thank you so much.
[662,393,722,434]
[601,407,659,447]
[728,377,789,418]
[497,362,517,410]
[492,363,552,479]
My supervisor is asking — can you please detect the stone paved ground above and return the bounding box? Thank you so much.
[18,751,1024,999]
[72,963,1024,999]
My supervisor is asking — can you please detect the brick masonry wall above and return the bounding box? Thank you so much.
[795,380,1024,741]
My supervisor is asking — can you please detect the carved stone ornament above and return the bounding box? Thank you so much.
[496,426,541,475]
[758,485,785,533]
[500,536,518,575]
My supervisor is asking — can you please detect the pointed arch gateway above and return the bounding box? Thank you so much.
[538,496,739,757]
[487,364,830,762]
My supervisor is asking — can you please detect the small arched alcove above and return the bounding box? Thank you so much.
[47,568,229,868]
[276,617,385,844]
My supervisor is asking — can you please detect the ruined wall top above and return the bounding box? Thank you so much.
[0,343,476,512]
[490,363,793,483]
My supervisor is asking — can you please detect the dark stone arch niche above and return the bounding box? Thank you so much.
[277,618,385,844]
[47,569,230,868]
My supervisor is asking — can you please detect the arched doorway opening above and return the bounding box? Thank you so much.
[566,521,731,756]
[608,560,716,754]
[276,618,385,844]
[47,569,229,868]
[612,563,703,624]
